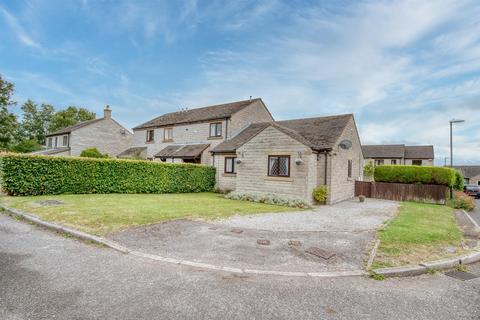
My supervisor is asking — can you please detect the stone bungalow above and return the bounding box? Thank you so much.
[362,144,434,166]
[211,114,363,204]
[33,106,133,157]
[454,166,480,185]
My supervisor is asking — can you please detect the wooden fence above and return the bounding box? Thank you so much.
[355,181,449,204]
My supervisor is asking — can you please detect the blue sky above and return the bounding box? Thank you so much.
[0,0,479,164]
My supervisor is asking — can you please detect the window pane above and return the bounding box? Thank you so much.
[210,124,216,136]
[226,158,233,173]
[278,157,288,176]
[269,157,278,176]
[348,160,352,178]
[216,123,222,136]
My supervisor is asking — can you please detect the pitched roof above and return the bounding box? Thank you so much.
[117,147,147,158]
[362,144,434,159]
[154,144,210,158]
[453,166,480,178]
[404,145,434,159]
[46,118,104,137]
[133,98,263,130]
[211,114,353,153]
[362,144,405,158]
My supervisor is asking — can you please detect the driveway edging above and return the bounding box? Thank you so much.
[2,204,479,278]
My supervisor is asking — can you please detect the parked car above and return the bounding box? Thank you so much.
[464,185,480,198]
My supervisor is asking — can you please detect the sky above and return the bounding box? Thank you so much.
[0,0,479,165]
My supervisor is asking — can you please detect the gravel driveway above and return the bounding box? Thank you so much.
[108,198,399,273]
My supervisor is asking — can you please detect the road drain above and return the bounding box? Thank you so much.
[445,271,479,281]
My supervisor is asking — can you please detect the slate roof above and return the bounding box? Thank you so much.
[30,147,70,155]
[46,118,103,137]
[211,114,353,153]
[404,145,434,159]
[362,145,405,158]
[155,144,210,158]
[453,166,480,178]
[117,147,147,158]
[362,144,434,159]
[133,98,263,130]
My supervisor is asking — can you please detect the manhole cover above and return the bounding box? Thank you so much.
[445,271,479,281]
[36,200,64,206]
[305,247,336,260]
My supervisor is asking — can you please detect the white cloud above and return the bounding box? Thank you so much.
[0,6,41,49]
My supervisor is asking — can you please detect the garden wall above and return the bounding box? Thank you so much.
[0,153,216,196]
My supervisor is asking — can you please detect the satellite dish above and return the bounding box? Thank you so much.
[339,140,352,150]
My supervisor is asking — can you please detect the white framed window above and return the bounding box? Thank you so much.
[62,135,69,147]
[374,159,384,166]
[47,137,53,148]
[164,128,173,141]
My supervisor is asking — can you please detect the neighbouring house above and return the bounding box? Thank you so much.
[33,106,133,157]
[211,114,364,204]
[119,98,274,164]
[453,166,480,185]
[362,144,434,166]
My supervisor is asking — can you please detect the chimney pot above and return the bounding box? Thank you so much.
[104,105,112,119]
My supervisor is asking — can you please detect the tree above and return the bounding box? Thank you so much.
[11,139,42,153]
[19,100,54,144]
[0,74,18,149]
[49,106,95,133]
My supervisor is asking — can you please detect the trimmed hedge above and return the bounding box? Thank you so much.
[374,165,456,187]
[0,153,216,196]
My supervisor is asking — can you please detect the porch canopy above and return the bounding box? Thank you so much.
[154,144,209,163]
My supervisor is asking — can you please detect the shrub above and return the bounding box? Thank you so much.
[0,153,216,196]
[225,191,311,208]
[374,165,456,187]
[312,185,328,203]
[80,148,108,158]
[448,191,476,212]
[453,170,464,191]
[363,162,375,178]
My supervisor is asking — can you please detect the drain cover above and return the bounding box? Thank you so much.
[305,247,336,260]
[445,271,479,281]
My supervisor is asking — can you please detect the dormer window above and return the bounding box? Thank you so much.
[146,129,155,142]
[164,128,173,141]
[210,122,222,137]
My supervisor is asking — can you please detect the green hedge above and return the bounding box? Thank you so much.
[374,165,456,187]
[0,153,216,196]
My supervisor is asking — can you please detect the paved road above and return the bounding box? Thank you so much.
[1,214,480,320]
[469,199,480,225]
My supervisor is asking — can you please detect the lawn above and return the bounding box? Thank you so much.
[372,202,463,268]
[0,193,297,236]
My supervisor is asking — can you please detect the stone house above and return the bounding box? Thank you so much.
[34,106,133,157]
[453,166,480,185]
[119,98,274,164]
[211,114,363,204]
[362,144,434,166]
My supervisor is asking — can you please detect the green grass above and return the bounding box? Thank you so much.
[373,202,463,267]
[0,192,297,236]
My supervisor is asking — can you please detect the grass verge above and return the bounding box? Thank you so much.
[0,192,297,236]
[373,201,463,268]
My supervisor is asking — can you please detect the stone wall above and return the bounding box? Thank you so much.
[213,153,237,191]
[328,117,364,204]
[69,119,133,157]
[228,100,274,138]
[235,126,315,201]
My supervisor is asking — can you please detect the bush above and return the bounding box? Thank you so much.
[453,170,464,191]
[0,153,216,196]
[363,162,375,178]
[80,148,108,158]
[448,191,476,212]
[312,185,328,203]
[374,165,456,187]
[225,191,311,208]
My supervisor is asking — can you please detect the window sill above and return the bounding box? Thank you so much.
[264,176,293,182]
[222,173,237,177]
[208,136,223,140]
[162,139,174,143]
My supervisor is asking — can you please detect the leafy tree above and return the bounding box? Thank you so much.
[19,100,55,144]
[80,147,108,158]
[0,74,18,149]
[49,106,95,133]
[11,139,42,153]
